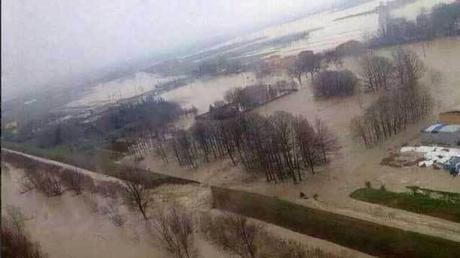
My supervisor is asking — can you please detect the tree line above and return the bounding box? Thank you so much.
[149,111,338,184]
[360,48,425,92]
[372,1,460,47]
[351,49,433,147]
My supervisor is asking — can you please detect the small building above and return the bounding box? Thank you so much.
[439,111,460,124]
[421,123,460,146]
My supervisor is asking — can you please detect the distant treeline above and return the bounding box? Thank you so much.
[2,96,189,174]
[371,2,460,47]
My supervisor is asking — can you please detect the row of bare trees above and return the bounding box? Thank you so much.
[165,112,338,183]
[360,48,425,92]
[223,81,297,113]
[351,86,433,147]
[17,160,128,199]
[373,2,460,47]
[352,48,433,147]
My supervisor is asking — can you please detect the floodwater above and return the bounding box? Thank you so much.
[162,72,257,113]
[1,165,163,258]
[240,36,460,241]
[67,72,179,107]
[1,161,360,258]
[138,37,460,243]
[66,0,453,112]
[212,0,454,57]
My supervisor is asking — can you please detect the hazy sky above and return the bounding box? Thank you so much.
[2,0,335,99]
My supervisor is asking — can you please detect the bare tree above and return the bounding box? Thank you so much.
[360,54,394,91]
[297,50,321,80]
[20,168,64,197]
[149,205,196,258]
[60,169,84,195]
[201,213,260,258]
[124,181,150,220]
[287,62,303,85]
[392,48,425,88]
[351,86,432,147]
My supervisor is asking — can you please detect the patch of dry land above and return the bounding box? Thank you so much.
[1,161,368,258]
[134,37,460,242]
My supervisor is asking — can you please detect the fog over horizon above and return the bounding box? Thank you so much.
[1,0,345,101]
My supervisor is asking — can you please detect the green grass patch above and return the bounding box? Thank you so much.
[350,188,460,223]
[212,186,460,258]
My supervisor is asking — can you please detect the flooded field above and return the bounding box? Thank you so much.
[242,36,460,196]
[135,36,460,243]
[209,0,454,57]
[162,73,256,113]
[64,0,455,112]
[1,165,162,258]
[1,161,367,258]
[66,72,180,107]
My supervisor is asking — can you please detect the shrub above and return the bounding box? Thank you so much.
[149,205,196,258]
[21,168,64,197]
[312,70,358,97]
[201,213,260,258]
[60,169,85,195]
[365,181,372,189]
[1,209,47,258]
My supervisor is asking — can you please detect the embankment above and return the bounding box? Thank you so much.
[211,186,460,258]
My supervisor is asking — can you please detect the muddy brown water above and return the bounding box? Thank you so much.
[137,37,460,243]
[1,163,231,258]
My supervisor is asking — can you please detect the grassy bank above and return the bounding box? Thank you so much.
[212,186,460,258]
[350,188,460,223]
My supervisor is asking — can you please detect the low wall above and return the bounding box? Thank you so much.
[211,186,460,258]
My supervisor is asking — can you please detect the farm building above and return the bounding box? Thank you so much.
[439,111,460,124]
[421,123,460,146]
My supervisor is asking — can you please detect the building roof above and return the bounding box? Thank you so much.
[423,123,460,133]
[441,111,460,115]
